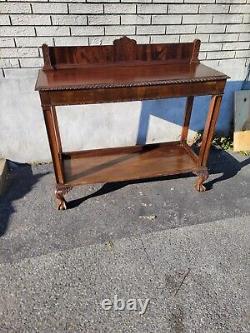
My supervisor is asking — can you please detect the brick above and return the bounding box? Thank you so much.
[151,35,180,43]
[54,37,88,46]
[0,48,38,58]
[180,34,209,42]
[200,42,222,51]
[88,15,120,25]
[226,24,250,33]
[243,14,250,23]
[52,0,88,2]
[15,37,53,47]
[0,16,10,25]
[229,5,250,13]
[166,25,196,34]
[8,0,47,1]
[199,52,207,60]
[239,33,250,41]
[52,0,88,1]
[1,3,31,14]
[19,58,43,68]
[184,0,215,2]
[222,41,250,50]
[88,36,121,45]
[235,49,250,57]
[0,38,15,47]
[71,26,104,36]
[32,3,68,14]
[196,24,226,33]
[0,58,19,68]
[168,5,198,13]
[209,33,238,42]
[136,25,165,35]
[137,4,168,14]
[89,35,144,46]
[88,37,105,45]
[69,4,103,14]
[182,14,212,24]
[131,35,150,43]
[36,26,70,36]
[154,0,183,2]
[88,0,119,2]
[10,15,51,26]
[206,50,235,59]
[121,15,151,25]
[199,4,229,13]
[152,15,182,24]
[52,15,87,26]
[90,0,120,3]
[213,14,243,23]
[105,25,136,35]
[217,0,247,2]
[1,26,35,37]
[121,0,151,2]
[104,4,136,14]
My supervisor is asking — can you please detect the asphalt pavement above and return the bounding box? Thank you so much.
[0,148,249,332]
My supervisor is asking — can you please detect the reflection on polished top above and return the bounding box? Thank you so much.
[35,36,229,91]
[35,63,228,91]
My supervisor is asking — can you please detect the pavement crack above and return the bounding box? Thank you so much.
[139,237,160,283]
[173,268,191,297]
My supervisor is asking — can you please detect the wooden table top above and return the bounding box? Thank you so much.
[35,62,228,92]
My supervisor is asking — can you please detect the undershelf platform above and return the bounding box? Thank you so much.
[62,141,200,186]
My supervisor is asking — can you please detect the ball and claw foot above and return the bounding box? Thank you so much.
[194,169,209,192]
[55,185,72,210]
[57,197,67,210]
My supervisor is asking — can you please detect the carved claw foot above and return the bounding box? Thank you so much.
[194,169,209,192]
[55,185,72,210]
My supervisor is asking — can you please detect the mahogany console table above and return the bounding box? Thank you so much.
[35,37,228,210]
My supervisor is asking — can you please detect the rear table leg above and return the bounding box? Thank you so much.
[55,184,72,210]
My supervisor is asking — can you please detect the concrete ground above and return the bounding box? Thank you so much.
[0,148,249,332]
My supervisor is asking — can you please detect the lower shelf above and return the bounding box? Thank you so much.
[62,141,199,186]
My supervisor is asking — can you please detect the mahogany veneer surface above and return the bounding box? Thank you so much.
[63,142,198,186]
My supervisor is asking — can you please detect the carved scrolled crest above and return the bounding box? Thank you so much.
[113,36,137,61]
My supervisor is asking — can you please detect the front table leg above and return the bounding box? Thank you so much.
[195,94,222,192]
[55,184,72,210]
[194,169,209,192]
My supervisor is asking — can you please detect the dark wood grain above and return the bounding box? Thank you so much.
[41,36,200,70]
[62,142,199,186]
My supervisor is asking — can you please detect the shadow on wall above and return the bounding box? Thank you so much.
[0,163,47,237]
[137,81,242,144]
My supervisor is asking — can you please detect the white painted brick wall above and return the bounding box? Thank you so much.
[32,3,68,14]
[71,26,104,36]
[0,15,11,25]
[0,0,249,79]
[52,15,87,26]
